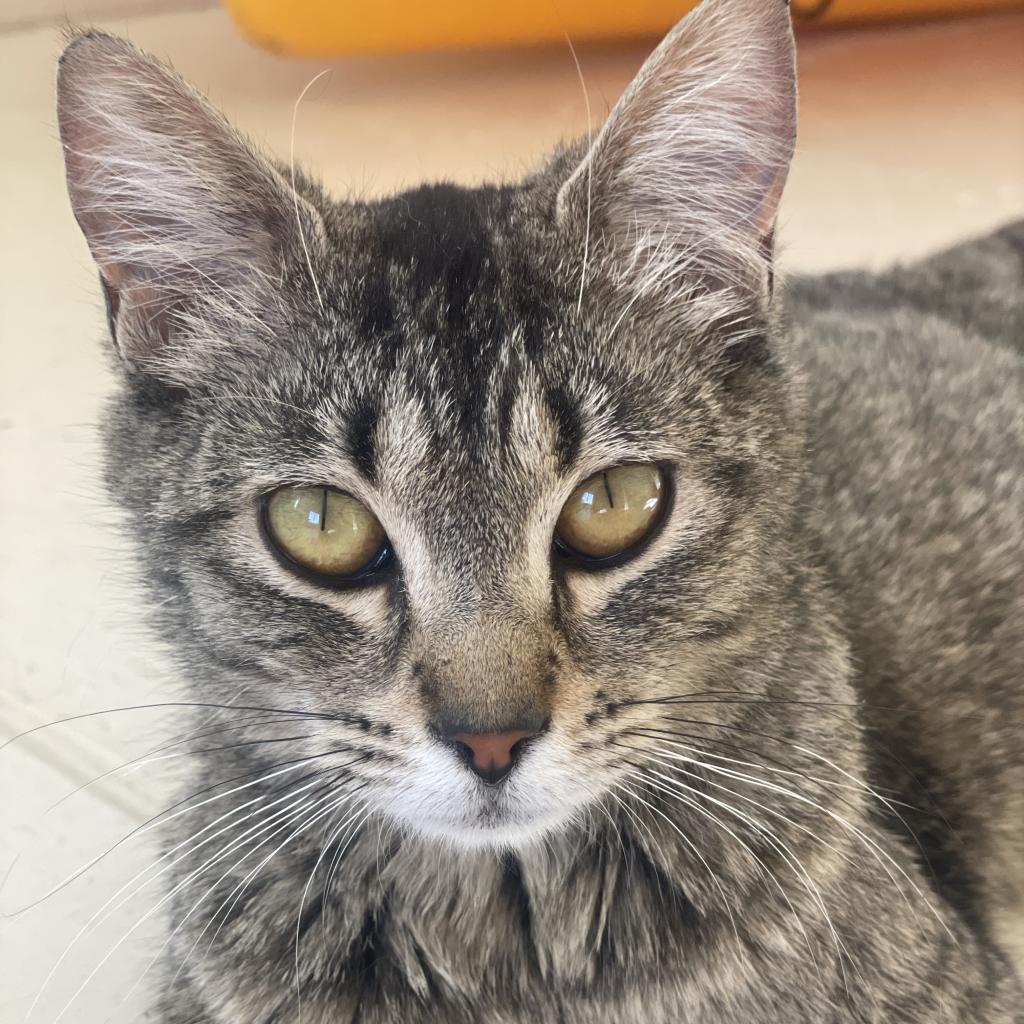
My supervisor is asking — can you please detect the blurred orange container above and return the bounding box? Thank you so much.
[224,0,1024,55]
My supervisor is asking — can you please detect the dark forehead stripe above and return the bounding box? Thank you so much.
[346,396,380,484]
[345,182,564,471]
[371,182,514,334]
[545,385,583,473]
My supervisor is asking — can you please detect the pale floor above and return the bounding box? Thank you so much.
[0,6,1022,1022]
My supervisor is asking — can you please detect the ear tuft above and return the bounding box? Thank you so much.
[558,0,797,299]
[57,32,324,381]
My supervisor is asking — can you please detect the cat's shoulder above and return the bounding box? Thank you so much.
[785,219,1024,354]
[783,221,1024,435]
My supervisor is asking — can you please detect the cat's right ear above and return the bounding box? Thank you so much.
[57,32,324,384]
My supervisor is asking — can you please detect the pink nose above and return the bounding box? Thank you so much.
[445,728,539,784]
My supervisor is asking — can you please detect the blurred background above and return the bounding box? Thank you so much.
[1,0,1022,1020]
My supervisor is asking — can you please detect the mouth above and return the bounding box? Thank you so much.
[412,794,577,850]
[370,727,603,850]
[391,772,593,851]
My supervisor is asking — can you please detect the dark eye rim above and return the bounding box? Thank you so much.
[258,486,395,590]
[553,462,674,571]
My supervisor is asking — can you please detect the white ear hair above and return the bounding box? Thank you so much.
[558,0,797,297]
[57,32,324,378]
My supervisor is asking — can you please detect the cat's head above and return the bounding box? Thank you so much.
[58,0,802,850]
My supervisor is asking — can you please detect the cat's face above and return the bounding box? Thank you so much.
[58,0,799,849]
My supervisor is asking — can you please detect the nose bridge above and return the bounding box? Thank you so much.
[417,612,553,734]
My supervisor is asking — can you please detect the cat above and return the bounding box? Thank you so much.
[55,0,1024,1020]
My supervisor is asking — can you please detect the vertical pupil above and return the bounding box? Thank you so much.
[602,471,614,509]
[320,487,328,532]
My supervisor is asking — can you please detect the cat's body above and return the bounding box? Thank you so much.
[149,226,1024,1024]
[54,0,1023,1020]
[794,228,1024,966]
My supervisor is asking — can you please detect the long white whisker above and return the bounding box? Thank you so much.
[622,766,849,990]
[294,801,372,1021]
[617,774,821,977]
[627,727,871,800]
[55,730,316,818]
[51,779,352,1024]
[11,739,348,919]
[610,782,740,942]
[105,783,345,1018]
[628,739,947,938]
[175,792,363,982]
[626,743,874,877]
[606,787,680,922]
[25,767,340,1024]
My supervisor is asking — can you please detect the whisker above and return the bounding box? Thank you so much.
[178,789,367,982]
[620,729,903,836]
[8,746,360,917]
[609,782,740,942]
[605,786,676,916]
[618,689,986,722]
[621,740,943,938]
[652,712,940,825]
[591,793,630,866]
[49,730,316,814]
[294,800,372,1020]
[628,689,963,833]
[622,765,851,992]
[105,779,349,1019]
[0,701,334,756]
[620,743,869,879]
[564,34,593,316]
[26,768,348,1023]
[54,775,355,1024]
[616,775,821,976]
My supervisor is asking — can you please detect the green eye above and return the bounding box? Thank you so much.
[556,464,666,561]
[262,486,390,580]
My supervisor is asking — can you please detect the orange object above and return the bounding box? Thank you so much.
[224,0,1024,56]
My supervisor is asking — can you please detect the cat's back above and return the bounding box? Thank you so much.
[785,221,1024,959]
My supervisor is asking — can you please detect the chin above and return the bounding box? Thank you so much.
[411,804,582,852]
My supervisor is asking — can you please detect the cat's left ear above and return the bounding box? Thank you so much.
[57,32,325,384]
[557,0,796,298]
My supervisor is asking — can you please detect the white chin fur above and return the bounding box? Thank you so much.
[408,807,579,852]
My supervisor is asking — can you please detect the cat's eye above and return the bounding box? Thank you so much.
[261,486,391,582]
[555,464,666,563]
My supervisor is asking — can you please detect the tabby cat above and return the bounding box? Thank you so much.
[56,0,1024,1019]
